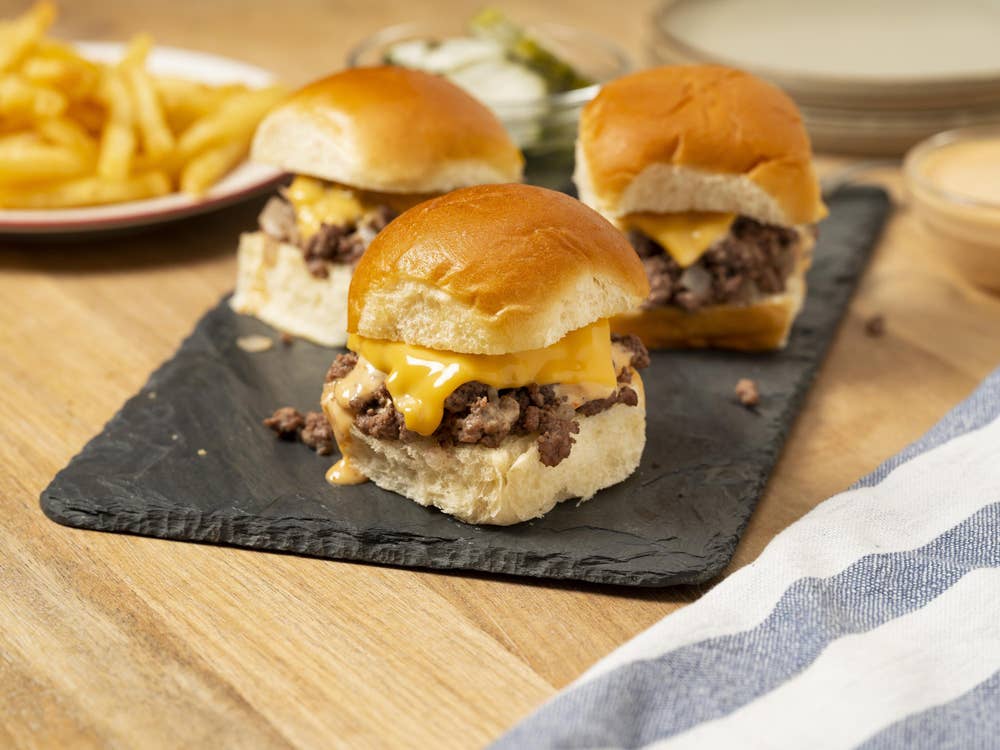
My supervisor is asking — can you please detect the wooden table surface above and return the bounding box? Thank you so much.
[4,1,1000,748]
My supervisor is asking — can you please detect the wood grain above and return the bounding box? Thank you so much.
[3,2,1000,748]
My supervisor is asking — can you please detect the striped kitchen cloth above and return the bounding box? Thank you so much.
[495,364,1000,750]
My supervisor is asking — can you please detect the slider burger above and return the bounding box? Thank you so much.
[574,64,827,350]
[231,66,523,346]
[321,183,651,525]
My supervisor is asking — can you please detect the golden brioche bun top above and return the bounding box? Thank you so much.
[578,65,826,225]
[252,66,523,193]
[348,184,650,354]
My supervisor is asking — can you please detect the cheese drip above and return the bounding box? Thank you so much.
[286,176,365,240]
[626,211,735,268]
[347,320,618,436]
[285,175,432,240]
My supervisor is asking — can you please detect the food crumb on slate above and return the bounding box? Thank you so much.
[263,407,335,455]
[263,406,304,439]
[280,331,294,346]
[147,391,156,400]
[237,334,274,353]
[735,378,760,408]
[197,448,207,456]
[171,433,179,441]
[865,314,886,338]
[301,412,336,455]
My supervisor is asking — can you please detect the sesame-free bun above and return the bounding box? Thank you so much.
[343,378,646,525]
[252,66,523,194]
[575,65,827,227]
[230,232,351,347]
[349,184,650,354]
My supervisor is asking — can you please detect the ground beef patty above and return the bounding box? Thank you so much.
[631,216,799,312]
[257,194,396,279]
[326,334,649,467]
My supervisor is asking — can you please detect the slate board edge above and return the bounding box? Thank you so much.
[39,494,720,587]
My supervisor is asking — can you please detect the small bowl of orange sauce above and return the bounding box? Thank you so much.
[905,126,1000,292]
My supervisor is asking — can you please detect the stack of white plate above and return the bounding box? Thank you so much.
[648,0,1000,155]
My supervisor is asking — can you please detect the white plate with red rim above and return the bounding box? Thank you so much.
[0,42,285,236]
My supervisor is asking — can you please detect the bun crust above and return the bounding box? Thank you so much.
[252,66,523,194]
[346,382,646,525]
[348,184,650,354]
[576,65,826,226]
[231,232,350,347]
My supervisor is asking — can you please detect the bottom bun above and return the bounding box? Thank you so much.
[347,385,646,526]
[611,273,806,351]
[230,231,351,347]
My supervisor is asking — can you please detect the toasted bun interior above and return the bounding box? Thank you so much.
[252,66,523,194]
[575,64,826,226]
[348,183,650,354]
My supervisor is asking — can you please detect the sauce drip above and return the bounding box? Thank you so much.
[326,457,367,485]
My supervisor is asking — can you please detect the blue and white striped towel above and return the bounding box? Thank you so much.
[496,365,1000,750]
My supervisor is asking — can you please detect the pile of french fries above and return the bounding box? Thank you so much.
[0,3,286,209]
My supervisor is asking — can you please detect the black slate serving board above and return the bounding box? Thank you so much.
[41,186,890,587]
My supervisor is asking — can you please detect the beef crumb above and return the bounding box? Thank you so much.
[865,314,886,338]
[263,407,335,454]
[612,333,651,370]
[263,407,305,439]
[301,411,336,455]
[537,413,580,467]
[280,332,295,346]
[577,386,639,417]
[325,352,359,383]
[734,379,760,408]
[354,385,411,440]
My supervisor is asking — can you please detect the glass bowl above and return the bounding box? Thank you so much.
[347,21,631,189]
[904,125,1000,292]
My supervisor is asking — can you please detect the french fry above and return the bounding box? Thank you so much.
[119,33,152,69]
[0,1,56,73]
[0,132,41,147]
[179,138,247,195]
[37,116,97,158]
[0,134,90,183]
[19,54,101,100]
[176,86,284,161]
[154,77,246,132]
[0,169,170,208]
[64,99,105,134]
[0,4,286,207]
[96,68,134,179]
[0,73,67,118]
[126,65,173,160]
[97,120,134,179]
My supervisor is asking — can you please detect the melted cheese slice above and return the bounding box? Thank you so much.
[285,176,367,240]
[347,320,618,436]
[285,175,434,240]
[626,211,735,268]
